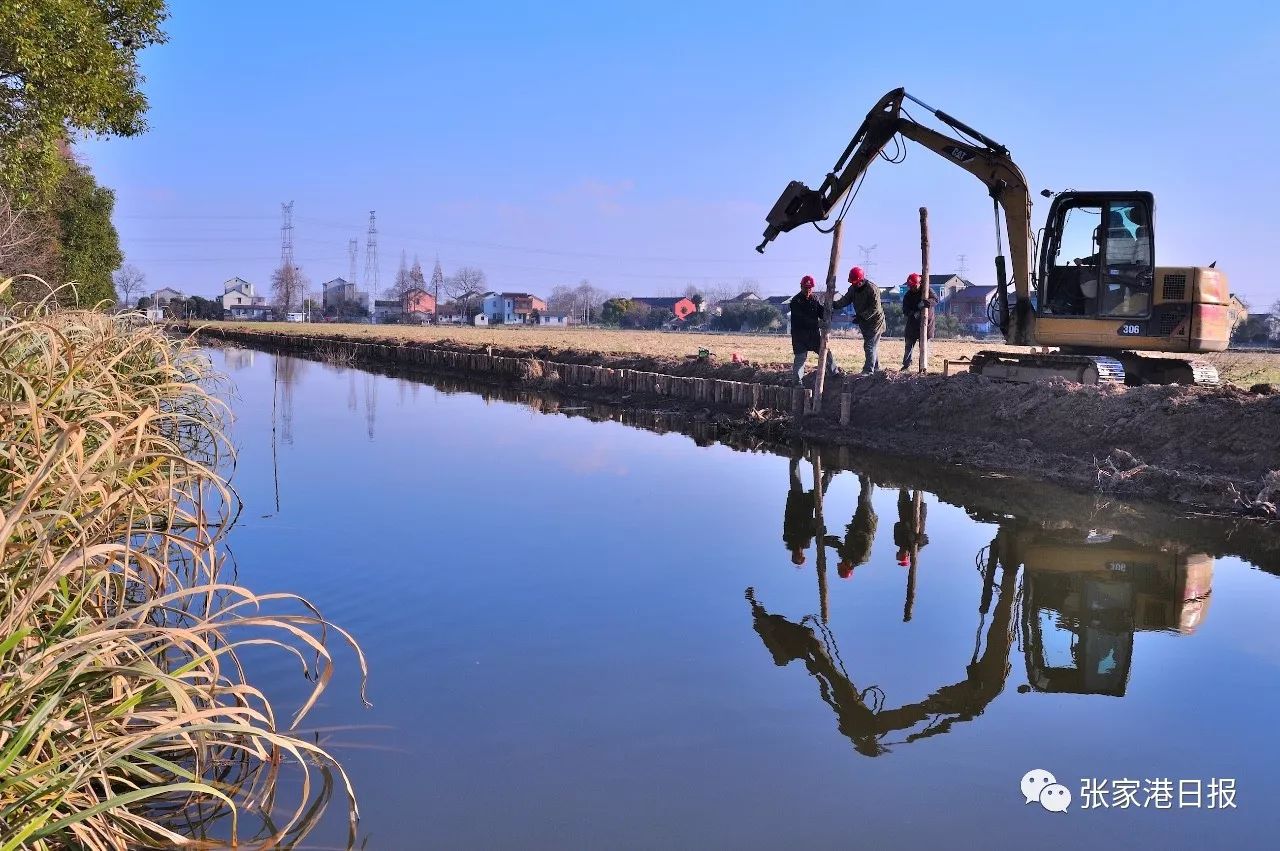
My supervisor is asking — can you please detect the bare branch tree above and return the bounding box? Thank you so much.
[386,250,411,299]
[573,278,608,324]
[408,256,426,291]
[546,284,576,315]
[0,188,58,294]
[271,263,307,314]
[446,266,487,317]
[429,257,446,321]
[113,263,146,307]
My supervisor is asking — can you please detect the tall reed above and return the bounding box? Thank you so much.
[0,279,368,849]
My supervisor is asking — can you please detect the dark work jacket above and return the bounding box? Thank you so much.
[789,291,824,354]
[833,283,886,337]
[783,473,820,551]
[903,287,938,339]
[827,482,877,568]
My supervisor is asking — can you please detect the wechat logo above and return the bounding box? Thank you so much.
[1022,769,1071,813]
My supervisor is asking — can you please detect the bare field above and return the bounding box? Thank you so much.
[195,321,1280,387]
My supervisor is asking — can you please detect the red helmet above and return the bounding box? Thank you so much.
[906,273,922,288]
[848,266,866,284]
[800,275,815,289]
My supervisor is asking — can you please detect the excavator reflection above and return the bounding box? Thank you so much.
[1010,524,1213,697]
[749,471,1214,756]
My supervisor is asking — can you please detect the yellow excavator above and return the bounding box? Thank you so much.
[756,88,1230,385]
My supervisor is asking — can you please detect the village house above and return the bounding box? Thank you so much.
[1227,294,1250,331]
[928,274,972,307]
[321,277,371,314]
[403,287,436,319]
[481,292,548,324]
[221,277,271,321]
[371,289,438,324]
[150,287,184,309]
[372,299,402,324]
[538,314,569,326]
[946,284,999,335]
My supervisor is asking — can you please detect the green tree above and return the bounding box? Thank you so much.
[0,0,169,202]
[51,162,121,307]
[601,297,632,326]
[934,313,962,339]
[713,302,780,331]
[882,301,906,336]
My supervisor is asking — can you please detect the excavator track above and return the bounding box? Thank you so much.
[969,351,1126,385]
[1113,353,1220,387]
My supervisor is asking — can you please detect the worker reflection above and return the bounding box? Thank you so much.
[892,489,928,567]
[783,455,832,566]
[825,474,877,579]
[746,555,1019,757]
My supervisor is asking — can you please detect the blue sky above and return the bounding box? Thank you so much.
[81,0,1278,305]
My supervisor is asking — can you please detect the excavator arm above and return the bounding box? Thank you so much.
[756,88,1036,345]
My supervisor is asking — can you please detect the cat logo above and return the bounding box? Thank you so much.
[943,145,976,163]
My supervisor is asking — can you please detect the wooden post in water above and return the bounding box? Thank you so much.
[812,219,843,414]
[919,207,930,374]
[812,450,830,624]
[904,489,922,622]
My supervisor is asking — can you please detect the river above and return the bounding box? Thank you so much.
[211,345,1279,850]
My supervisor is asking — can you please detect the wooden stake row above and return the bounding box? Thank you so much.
[196,328,856,424]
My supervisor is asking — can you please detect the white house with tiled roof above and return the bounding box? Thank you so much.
[221,277,270,319]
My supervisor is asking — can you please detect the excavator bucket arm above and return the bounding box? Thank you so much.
[756,88,1036,344]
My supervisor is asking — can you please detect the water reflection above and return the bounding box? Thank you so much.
[206,346,1276,848]
[748,558,1018,758]
[1010,522,1213,697]
[750,454,1217,755]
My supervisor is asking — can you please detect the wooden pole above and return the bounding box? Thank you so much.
[812,451,829,624]
[904,489,923,622]
[919,207,930,373]
[812,219,843,413]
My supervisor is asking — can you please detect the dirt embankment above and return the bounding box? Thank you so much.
[817,370,1280,512]
[188,325,1280,519]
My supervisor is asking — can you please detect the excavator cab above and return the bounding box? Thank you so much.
[1031,190,1229,383]
[1040,192,1155,322]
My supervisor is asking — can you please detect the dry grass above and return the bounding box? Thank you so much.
[1,284,367,849]
[195,320,1280,387]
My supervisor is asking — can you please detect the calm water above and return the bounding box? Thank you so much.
[213,346,1279,850]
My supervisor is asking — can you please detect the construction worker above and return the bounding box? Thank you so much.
[901,273,937,370]
[788,275,837,385]
[783,454,833,567]
[825,474,878,579]
[833,266,886,374]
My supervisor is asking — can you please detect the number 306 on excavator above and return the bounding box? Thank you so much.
[756,88,1229,386]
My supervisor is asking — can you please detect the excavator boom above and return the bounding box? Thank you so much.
[756,88,1036,345]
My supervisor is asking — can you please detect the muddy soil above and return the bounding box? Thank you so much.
[800,370,1280,514]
